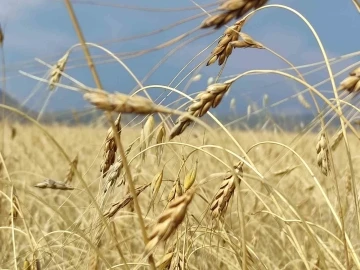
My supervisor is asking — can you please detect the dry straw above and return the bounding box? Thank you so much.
[201,0,269,29]
[316,132,330,176]
[145,188,195,253]
[210,161,243,220]
[49,51,70,90]
[170,82,232,139]
[84,91,172,114]
[100,114,121,177]
[64,154,79,184]
[338,66,360,93]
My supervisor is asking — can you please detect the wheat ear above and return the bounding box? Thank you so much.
[145,188,196,253]
[201,0,268,29]
[169,82,232,139]
[210,161,243,220]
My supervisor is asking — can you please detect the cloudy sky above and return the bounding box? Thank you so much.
[1,0,359,117]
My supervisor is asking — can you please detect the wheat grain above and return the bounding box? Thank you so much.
[84,91,172,114]
[49,51,69,90]
[169,82,232,139]
[140,115,155,161]
[34,179,74,190]
[184,161,197,192]
[104,140,135,192]
[64,154,79,184]
[297,94,311,109]
[207,20,245,66]
[210,161,243,220]
[155,123,166,165]
[151,169,164,199]
[316,131,330,176]
[104,183,150,219]
[100,114,121,177]
[156,252,174,270]
[338,66,360,93]
[168,179,183,202]
[201,0,268,29]
[145,188,195,253]
[230,32,264,49]
[331,130,343,151]
[22,259,31,270]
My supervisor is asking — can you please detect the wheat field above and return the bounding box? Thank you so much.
[1,122,360,269]
[1,1,360,270]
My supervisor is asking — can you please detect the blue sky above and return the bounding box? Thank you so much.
[1,0,359,117]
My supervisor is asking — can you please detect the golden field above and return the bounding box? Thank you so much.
[1,122,359,269]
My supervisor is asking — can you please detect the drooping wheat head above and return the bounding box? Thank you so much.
[64,154,79,184]
[84,91,172,114]
[145,188,195,253]
[49,51,70,90]
[201,0,269,29]
[170,82,232,139]
[316,131,330,176]
[338,66,360,93]
[210,161,244,220]
[104,140,135,192]
[100,114,121,177]
[207,19,245,66]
